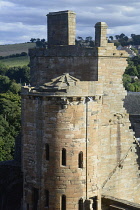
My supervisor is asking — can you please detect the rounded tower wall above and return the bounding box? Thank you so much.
[22,95,99,209]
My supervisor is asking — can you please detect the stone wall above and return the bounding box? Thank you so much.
[22,10,140,210]
[29,46,98,86]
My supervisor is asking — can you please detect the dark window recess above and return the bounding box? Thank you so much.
[45,144,49,160]
[61,195,66,210]
[62,148,66,166]
[79,198,83,210]
[33,188,39,210]
[78,152,83,168]
[45,190,49,207]
[27,203,29,210]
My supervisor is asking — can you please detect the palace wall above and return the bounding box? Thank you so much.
[22,10,140,210]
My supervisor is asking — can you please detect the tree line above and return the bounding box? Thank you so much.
[123,56,140,92]
[0,52,27,60]
[0,63,30,161]
[109,33,140,47]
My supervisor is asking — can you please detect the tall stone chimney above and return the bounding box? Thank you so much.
[95,22,108,47]
[47,10,76,46]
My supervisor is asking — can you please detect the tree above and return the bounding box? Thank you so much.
[125,66,138,76]
[85,36,92,42]
[0,63,8,76]
[115,35,120,40]
[6,66,30,84]
[30,38,36,43]
[132,35,140,45]
[109,36,113,40]
[0,75,10,93]
[119,33,125,39]
[77,36,83,41]
[0,115,15,161]
[9,82,21,94]
[36,39,47,48]
[123,74,131,91]
[123,36,128,42]
[131,34,135,38]
[0,92,21,161]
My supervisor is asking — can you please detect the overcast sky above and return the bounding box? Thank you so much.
[0,0,140,45]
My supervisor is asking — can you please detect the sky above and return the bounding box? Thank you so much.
[0,0,140,45]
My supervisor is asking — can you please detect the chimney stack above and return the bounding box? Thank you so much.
[47,10,76,46]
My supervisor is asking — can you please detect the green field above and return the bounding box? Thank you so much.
[0,42,35,56]
[0,56,30,67]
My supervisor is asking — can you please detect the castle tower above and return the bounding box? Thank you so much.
[22,11,140,210]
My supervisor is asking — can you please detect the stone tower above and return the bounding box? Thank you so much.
[22,11,140,210]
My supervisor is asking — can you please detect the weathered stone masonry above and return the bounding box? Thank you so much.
[22,10,140,210]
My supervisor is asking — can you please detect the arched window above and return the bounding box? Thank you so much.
[61,195,66,210]
[45,190,49,208]
[78,198,83,210]
[78,152,83,168]
[45,144,49,160]
[62,148,66,166]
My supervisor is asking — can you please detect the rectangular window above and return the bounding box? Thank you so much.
[27,203,29,210]
[78,152,83,168]
[45,190,49,207]
[32,188,39,210]
[61,195,66,210]
[45,144,49,160]
[62,148,66,166]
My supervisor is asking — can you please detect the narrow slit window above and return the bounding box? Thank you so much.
[45,144,49,160]
[62,148,66,166]
[32,188,39,210]
[45,190,49,208]
[79,198,83,210]
[61,195,66,210]
[78,152,83,168]
[27,203,29,210]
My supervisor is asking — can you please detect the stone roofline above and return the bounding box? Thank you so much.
[102,195,140,209]
[29,10,129,58]
[47,10,76,16]
[29,45,128,58]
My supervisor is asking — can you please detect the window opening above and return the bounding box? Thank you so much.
[79,198,83,210]
[45,144,49,160]
[61,195,66,210]
[62,148,66,166]
[27,203,29,210]
[33,188,39,210]
[78,151,83,168]
[45,190,49,207]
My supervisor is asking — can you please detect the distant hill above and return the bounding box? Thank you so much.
[0,56,30,67]
[0,42,36,57]
[0,42,36,67]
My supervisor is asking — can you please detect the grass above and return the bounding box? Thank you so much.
[0,43,36,56]
[0,56,30,67]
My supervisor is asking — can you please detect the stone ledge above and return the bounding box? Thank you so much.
[102,195,140,209]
